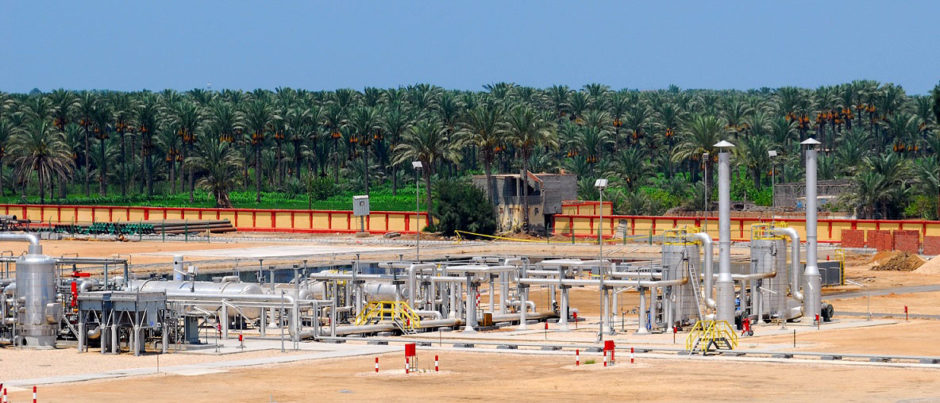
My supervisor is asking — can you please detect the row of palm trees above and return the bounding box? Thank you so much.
[0,81,938,223]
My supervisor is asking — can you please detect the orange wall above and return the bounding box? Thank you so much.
[553,213,938,244]
[0,204,428,234]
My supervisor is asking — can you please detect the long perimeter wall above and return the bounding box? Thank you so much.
[552,213,940,245]
[0,204,428,235]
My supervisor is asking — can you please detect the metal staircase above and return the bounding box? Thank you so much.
[354,301,422,334]
[686,320,738,353]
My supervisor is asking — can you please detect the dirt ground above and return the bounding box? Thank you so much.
[10,351,940,402]
[830,291,940,316]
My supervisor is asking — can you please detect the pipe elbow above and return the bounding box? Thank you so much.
[687,232,716,308]
[0,232,42,254]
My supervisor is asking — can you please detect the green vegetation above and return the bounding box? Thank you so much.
[0,81,938,224]
[431,178,497,236]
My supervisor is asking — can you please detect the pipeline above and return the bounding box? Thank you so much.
[686,232,715,309]
[770,227,804,304]
[0,232,41,255]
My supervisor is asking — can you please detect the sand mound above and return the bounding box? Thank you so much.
[870,251,902,265]
[914,255,940,274]
[871,252,925,272]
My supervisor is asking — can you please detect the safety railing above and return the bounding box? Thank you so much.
[354,300,421,331]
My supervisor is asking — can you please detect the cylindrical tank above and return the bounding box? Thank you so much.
[661,241,698,327]
[362,282,410,302]
[750,238,787,321]
[15,252,58,347]
[128,280,265,319]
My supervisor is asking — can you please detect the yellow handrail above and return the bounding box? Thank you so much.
[354,300,422,330]
[686,320,738,352]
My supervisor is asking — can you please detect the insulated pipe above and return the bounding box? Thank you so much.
[518,277,688,288]
[770,227,803,303]
[802,139,822,320]
[637,286,649,334]
[715,141,735,324]
[0,232,41,255]
[686,232,715,309]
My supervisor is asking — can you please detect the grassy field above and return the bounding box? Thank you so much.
[0,187,428,211]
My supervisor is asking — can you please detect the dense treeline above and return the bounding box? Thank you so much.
[0,81,939,227]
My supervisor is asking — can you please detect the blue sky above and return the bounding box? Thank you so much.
[1,1,938,94]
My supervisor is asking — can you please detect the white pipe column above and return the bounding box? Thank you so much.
[715,140,736,324]
[802,138,822,321]
[464,274,477,333]
[558,266,569,330]
[688,233,715,310]
[637,286,649,334]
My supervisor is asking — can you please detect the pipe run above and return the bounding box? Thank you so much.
[686,232,715,309]
[770,227,804,303]
[0,232,41,255]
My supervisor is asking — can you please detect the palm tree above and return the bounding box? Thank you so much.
[7,120,74,204]
[608,147,650,190]
[382,103,413,195]
[0,119,13,195]
[459,101,506,211]
[188,137,241,207]
[348,106,381,194]
[503,106,556,231]
[394,119,462,228]
[109,92,136,197]
[171,100,202,202]
[672,114,724,191]
[136,94,161,196]
[242,99,275,203]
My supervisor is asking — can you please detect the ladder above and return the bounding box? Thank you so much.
[686,251,705,323]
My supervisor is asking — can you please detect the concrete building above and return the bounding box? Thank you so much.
[773,179,851,211]
[472,172,577,233]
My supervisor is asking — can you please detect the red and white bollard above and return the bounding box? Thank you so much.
[435,355,439,372]
[631,347,635,364]
[2,386,7,403]
[375,357,379,373]
[33,385,37,403]
[405,357,410,374]
[576,349,580,366]
[603,350,608,367]
[905,305,909,321]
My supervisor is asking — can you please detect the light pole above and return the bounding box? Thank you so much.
[703,152,709,233]
[412,161,423,261]
[594,178,609,340]
[768,150,778,226]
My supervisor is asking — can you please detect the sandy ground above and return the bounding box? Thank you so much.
[10,351,940,402]
[0,346,309,381]
[832,291,940,316]
[749,319,940,357]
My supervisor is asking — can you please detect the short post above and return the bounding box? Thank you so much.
[630,347,635,364]
[573,311,577,329]
[793,329,796,348]
[603,349,608,367]
[544,321,548,340]
[33,385,37,403]
[576,349,580,366]
[405,356,410,374]
[239,333,244,350]
[816,314,820,330]
[905,305,909,321]
[375,357,379,373]
[435,355,439,372]
[604,340,615,366]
